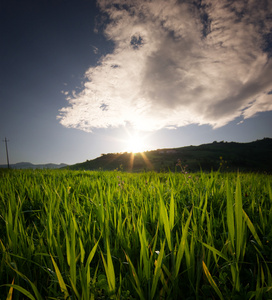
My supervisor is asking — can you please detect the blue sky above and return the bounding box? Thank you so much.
[1,0,272,165]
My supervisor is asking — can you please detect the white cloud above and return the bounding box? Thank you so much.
[58,0,272,132]
[92,46,99,54]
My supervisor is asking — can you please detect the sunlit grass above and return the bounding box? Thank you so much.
[0,169,271,299]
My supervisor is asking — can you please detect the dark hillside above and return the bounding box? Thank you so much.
[67,138,272,173]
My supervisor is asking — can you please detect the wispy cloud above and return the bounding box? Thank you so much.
[58,0,272,132]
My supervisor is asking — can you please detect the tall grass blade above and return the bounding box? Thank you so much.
[169,192,175,231]
[201,242,229,262]
[124,252,145,300]
[226,179,235,248]
[2,284,36,300]
[159,194,172,251]
[151,239,165,300]
[202,260,224,300]
[243,209,263,249]
[106,239,115,293]
[79,237,85,264]
[101,239,115,293]
[235,176,244,262]
[138,224,150,280]
[69,216,77,289]
[50,253,70,299]
[175,210,192,278]
[85,237,100,267]
[6,278,14,300]
[70,278,80,299]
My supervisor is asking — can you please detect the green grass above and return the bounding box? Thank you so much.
[0,169,272,299]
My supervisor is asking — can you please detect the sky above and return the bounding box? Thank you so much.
[1,0,272,165]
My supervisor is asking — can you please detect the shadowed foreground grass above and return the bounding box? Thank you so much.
[0,169,271,299]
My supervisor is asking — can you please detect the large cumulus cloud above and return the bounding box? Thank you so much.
[58,0,272,131]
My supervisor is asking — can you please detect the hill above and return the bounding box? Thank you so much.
[67,138,272,173]
[0,162,68,169]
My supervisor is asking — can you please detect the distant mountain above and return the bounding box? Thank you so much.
[66,138,272,173]
[0,162,69,169]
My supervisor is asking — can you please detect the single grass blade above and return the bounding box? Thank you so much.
[151,239,165,300]
[226,179,235,248]
[169,192,175,231]
[79,237,85,264]
[201,242,229,262]
[69,218,77,288]
[50,253,70,299]
[2,284,36,300]
[175,210,192,278]
[235,176,244,262]
[101,239,115,293]
[65,232,71,267]
[138,224,150,280]
[106,239,116,292]
[85,237,100,267]
[159,193,172,251]
[70,278,80,299]
[202,260,224,300]
[243,209,263,249]
[124,252,145,300]
[6,278,14,300]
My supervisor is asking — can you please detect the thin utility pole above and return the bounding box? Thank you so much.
[3,137,10,169]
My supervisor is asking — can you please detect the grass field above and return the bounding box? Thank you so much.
[0,169,272,299]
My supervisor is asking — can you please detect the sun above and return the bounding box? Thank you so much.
[126,134,145,153]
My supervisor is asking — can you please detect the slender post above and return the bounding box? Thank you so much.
[3,137,10,169]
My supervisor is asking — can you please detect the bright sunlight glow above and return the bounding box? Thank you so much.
[126,134,145,153]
